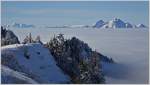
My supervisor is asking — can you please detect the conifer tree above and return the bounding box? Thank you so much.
[29,33,33,43]
[22,33,34,44]
[35,35,43,44]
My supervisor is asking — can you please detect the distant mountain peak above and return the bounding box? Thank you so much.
[125,22,133,28]
[12,22,35,28]
[112,17,122,21]
[93,20,105,28]
[94,18,147,28]
[136,24,147,28]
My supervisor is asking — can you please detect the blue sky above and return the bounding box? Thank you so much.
[1,1,149,26]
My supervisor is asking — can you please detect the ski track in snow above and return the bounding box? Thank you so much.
[8,27,149,84]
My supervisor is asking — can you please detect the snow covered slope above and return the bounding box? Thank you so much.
[1,65,38,84]
[1,43,70,83]
[104,18,126,28]
[93,20,105,28]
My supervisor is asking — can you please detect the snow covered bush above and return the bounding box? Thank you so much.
[22,33,43,44]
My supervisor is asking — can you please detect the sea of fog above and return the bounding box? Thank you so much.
[8,27,149,84]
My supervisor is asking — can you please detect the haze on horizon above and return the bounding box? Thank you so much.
[1,1,149,26]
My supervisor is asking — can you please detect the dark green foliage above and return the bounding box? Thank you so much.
[1,26,7,38]
[1,26,20,46]
[35,35,43,44]
[22,33,34,44]
[46,34,106,84]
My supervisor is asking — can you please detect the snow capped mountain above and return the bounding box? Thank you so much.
[136,24,147,28]
[94,18,147,28]
[106,18,126,28]
[8,18,147,29]
[1,43,70,83]
[12,23,35,28]
[125,22,133,28]
[93,20,105,28]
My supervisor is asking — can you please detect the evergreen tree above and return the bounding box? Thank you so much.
[29,33,33,43]
[23,36,29,44]
[1,26,20,46]
[35,35,43,44]
[22,33,34,44]
[46,34,106,84]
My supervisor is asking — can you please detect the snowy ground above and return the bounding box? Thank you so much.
[1,65,38,84]
[1,43,70,83]
[8,27,149,84]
